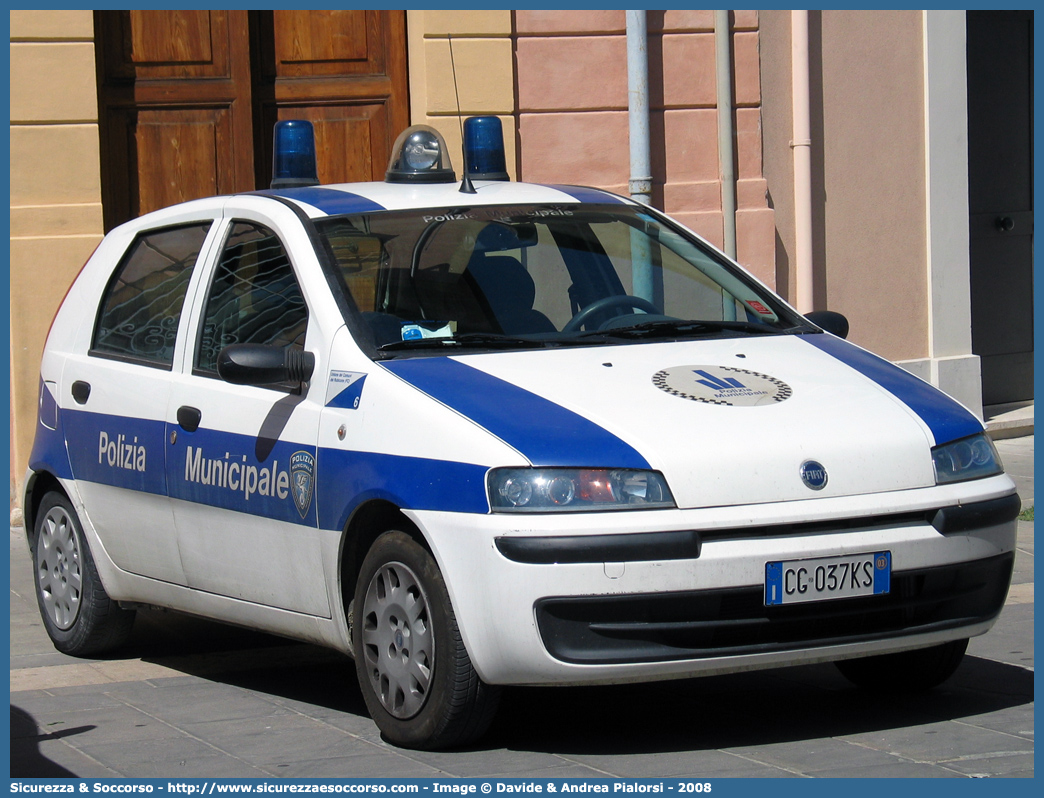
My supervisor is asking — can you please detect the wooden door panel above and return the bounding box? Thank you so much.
[104,10,230,80]
[253,10,408,188]
[260,104,394,185]
[313,111,377,183]
[131,108,237,213]
[271,10,370,75]
[97,10,254,229]
[130,11,214,68]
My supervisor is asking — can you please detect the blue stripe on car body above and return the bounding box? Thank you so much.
[168,425,319,526]
[539,185,627,205]
[383,357,651,470]
[316,450,490,532]
[28,381,74,481]
[803,333,983,446]
[62,408,167,495]
[261,187,386,215]
[54,408,489,529]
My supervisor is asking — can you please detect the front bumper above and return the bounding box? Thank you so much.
[536,552,1013,665]
[408,474,1019,686]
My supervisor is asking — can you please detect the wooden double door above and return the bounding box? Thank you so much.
[95,10,409,231]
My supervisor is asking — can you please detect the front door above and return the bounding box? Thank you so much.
[165,210,329,617]
[966,11,1034,406]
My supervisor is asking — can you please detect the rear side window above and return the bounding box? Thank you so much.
[92,222,213,368]
[195,221,308,375]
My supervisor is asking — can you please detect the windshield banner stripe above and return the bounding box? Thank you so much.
[803,334,983,445]
[260,187,386,215]
[383,358,651,469]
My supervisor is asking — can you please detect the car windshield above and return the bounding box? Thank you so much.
[313,203,809,355]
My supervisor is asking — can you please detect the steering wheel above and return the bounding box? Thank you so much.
[562,295,660,332]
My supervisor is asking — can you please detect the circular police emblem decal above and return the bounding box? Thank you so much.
[800,460,828,490]
[652,365,792,406]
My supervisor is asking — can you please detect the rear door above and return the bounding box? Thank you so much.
[62,219,221,585]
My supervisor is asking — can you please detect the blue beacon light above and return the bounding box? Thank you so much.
[463,116,509,181]
[270,120,319,189]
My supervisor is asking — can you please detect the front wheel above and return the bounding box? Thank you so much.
[353,530,500,749]
[31,491,136,656]
[835,638,969,692]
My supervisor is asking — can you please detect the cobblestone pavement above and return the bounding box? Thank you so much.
[9,438,1033,778]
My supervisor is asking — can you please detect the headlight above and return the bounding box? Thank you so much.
[932,433,1003,484]
[489,468,675,512]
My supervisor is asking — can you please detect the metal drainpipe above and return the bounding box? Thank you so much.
[626,10,652,205]
[626,10,655,303]
[715,10,737,261]
[791,10,814,313]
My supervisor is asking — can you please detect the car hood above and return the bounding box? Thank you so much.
[381,333,984,510]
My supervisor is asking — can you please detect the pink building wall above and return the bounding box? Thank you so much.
[514,10,776,288]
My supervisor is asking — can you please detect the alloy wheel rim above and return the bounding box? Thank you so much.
[36,506,83,631]
[361,561,434,719]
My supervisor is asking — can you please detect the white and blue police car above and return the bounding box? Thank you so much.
[25,118,1020,749]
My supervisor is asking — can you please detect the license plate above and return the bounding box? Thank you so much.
[765,551,891,606]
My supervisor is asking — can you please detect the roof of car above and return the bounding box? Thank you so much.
[254,181,638,219]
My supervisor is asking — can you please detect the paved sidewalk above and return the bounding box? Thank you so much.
[9,438,1034,778]
[985,401,1034,440]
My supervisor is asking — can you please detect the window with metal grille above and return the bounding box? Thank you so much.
[195,221,308,375]
[92,222,213,368]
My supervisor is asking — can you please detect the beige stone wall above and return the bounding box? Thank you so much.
[760,10,930,362]
[406,10,517,180]
[819,11,928,361]
[9,10,104,505]
[513,10,775,288]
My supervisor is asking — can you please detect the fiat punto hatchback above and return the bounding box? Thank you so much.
[25,119,1020,749]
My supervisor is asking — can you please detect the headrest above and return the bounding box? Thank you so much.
[466,256,536,313]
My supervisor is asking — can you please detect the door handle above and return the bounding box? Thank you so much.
[177,406,202,432]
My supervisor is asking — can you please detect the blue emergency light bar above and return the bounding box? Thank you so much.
[271,120,319,189]
[464,116,509,181]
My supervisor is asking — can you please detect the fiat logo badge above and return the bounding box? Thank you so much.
[800,460,828,490]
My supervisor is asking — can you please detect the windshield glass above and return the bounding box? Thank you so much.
[314,203,808,355]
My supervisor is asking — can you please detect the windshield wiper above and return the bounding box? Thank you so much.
[577,319,798,340]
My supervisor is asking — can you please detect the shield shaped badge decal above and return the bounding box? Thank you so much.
[290,451,316,518]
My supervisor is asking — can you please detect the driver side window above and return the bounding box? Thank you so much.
[195,221,308,375]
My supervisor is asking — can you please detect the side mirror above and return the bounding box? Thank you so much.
[217,344,315,386]
[805,310,850,340]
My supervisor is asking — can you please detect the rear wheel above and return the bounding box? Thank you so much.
[32,491,135,656]
[353,529,500,749]
[835,639,969,691]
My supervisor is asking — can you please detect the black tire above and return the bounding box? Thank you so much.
[835,638,969,692]
[353,529,501,749]
[31,491,136,656]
